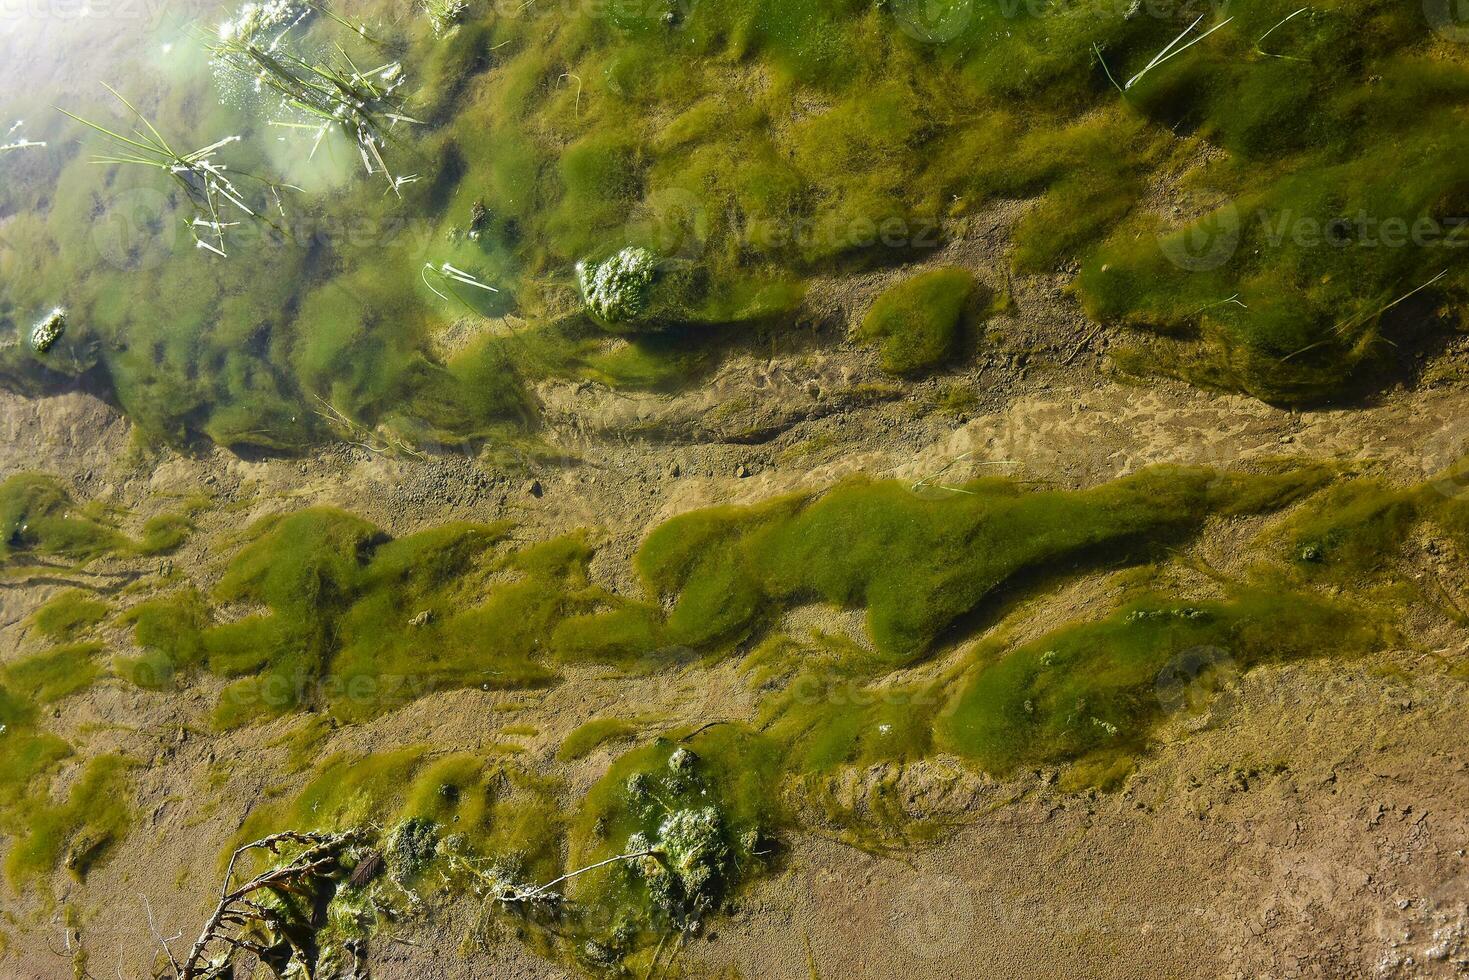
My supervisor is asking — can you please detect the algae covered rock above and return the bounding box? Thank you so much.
[29,308,65,354]
[578,246,660,325]
[576,246,702,331]
[626,805,731,920]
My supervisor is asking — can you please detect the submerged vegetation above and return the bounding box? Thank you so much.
[3,0,1468,448]
[5,0,1469,971]
[7,454,1469,972]
[858,267,980,375]
[0,472,189,565]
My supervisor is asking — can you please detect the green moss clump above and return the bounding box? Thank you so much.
[557,717,642,761]
[857,267,978,375]
[0,474,192,566]
[116,509,586,726]
[1,644,104,704]
[233,748,564,894]
[578,247,659,325]
[637,465,1326,663]
[754,637,939,775]
[567,727,781,967]
[939,588,1387,783]
[0,474,124,563]
[4,755,133,887]
[28,591,110,641]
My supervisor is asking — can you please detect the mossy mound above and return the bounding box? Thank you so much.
[0,473,189,565]
[633,464,1326,663]
[857,267,979,375]
[939,588,1386,783]
[0,655,129,890]
[113,510,623,725]
[28,590,110,641]
[566,727,781,969]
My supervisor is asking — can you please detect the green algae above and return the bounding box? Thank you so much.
[28,591,110,642]
[939,588,1388,783]
[1,644,104,705]
[4,755,133,887]
[0,669,131,891]
[110,510,595,725]
[0,474,125,564]
[566,727,781,966]
[2,0,1465,451]
[857,267,979,375]
[557,717,644,761]
[751,634,940,776]
[635,464,1326,663]
[0,473,191,565]
[234,747,565,891]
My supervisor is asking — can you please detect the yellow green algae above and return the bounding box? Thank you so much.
[19,443,1465,976]
[4,0,1469,454]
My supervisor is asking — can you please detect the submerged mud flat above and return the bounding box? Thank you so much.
[2,0,1469,977]
[4,380,1469,977]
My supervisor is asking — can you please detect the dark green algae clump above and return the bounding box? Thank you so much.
[108,463,1327,729]
[13,459,1468,972]
[3,0,1468,455]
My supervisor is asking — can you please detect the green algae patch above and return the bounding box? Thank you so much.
[858,267,979,375]
[552,603,667,666]
[558,718,643,761]
[1282,479,1421,580]
[4,754,133,888]
[939,588,1387,783]
[233,747,566,895]
[28,591,110,641]
[0,684,69,810]
[1,644,104,704]
[637,465,1326,663]
[111,509,588,726]
[754,641,941,776]
[566,726,781,970]
[116,589,210,689]
[0,473,192,566]
[0,474,124,564]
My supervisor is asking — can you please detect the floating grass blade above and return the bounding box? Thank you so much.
[207,6,421,196]
[423,262,500,312]
[1125,15,1235,90]
[0,120,46,153]
[1256,7,1310,60]
[59,84,297,257]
